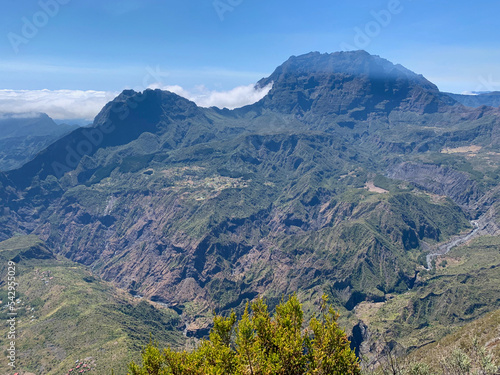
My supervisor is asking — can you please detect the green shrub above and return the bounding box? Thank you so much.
[128,294,361,375]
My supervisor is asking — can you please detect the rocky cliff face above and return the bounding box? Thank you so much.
[387,163,482,209]
[256,51,457,118]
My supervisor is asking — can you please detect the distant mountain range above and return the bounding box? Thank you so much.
[0,112,78,171]
[1,50,500,373]
[444,91,500,108]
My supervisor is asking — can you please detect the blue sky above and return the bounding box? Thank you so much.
[1,0,500,119]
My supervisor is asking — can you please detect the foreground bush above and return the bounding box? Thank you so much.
[128,294,361,374]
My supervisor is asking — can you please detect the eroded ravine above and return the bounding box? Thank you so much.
[426,220,480,269]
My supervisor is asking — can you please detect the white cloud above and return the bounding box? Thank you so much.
[0,89,118,121]
[0,83,272,122]
[155,83,273,109]
[0,112,42,120]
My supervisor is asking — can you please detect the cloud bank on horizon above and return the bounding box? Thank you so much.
[0,84,272,121]
[0,89,118,121]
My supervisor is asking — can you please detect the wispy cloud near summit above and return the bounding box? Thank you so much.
[159,83,273,109]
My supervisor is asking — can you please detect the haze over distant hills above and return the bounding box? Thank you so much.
[0,112,78,171]
[445,91,500,108]
[1,50,500,373]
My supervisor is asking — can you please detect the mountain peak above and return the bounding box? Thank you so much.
[93,88,200,128]
[260,50,432,85]
[7,88,209,187]
[256,50,451,117]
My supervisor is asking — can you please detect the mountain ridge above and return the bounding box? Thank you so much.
[6,50,487,188]
[445,91,500,108]
[254,50,458,117]
[2,50,500,370]
[0,112,77,171]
